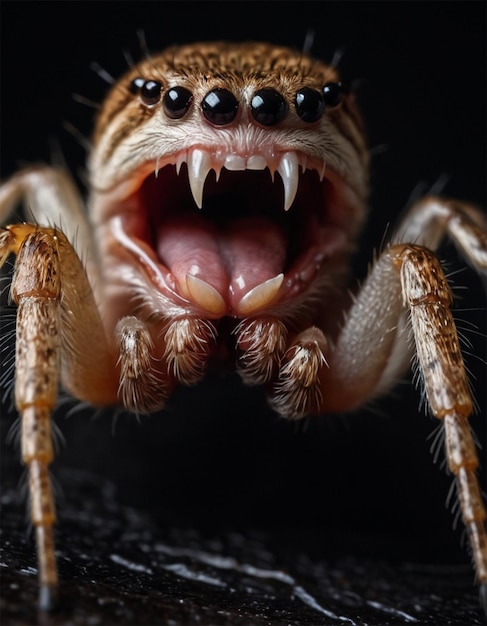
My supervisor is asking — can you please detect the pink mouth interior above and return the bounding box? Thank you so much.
[131,164,343,313]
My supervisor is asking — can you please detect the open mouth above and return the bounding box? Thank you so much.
[113,147,349,318]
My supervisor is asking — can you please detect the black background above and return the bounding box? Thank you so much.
[1,2,486,623]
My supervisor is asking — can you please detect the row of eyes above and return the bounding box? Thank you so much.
[129,78,348,126]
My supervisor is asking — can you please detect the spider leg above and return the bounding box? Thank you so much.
[268,195,487,604]
[0,167,122,609]
[0,224,119,609]
[269,195,487,418]
[398,244,487,605]
[392,197,487,608]
[393,195,487,269]
[272,242,487,600]
[1,226,61,609]
[0,166,100,289]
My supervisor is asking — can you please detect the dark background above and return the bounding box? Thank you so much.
[1,2,486,624]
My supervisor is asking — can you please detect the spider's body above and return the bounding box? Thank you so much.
[0,41,486,612]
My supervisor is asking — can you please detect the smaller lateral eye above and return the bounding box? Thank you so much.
[129,77,145,94]
[323,82,344,107]
[140,80,162,106]
[295,87,324,123]
[163,86,193,119]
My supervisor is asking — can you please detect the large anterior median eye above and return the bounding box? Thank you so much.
[295,87,324,122]
[201,88,239,125]
[250,88,288,126]
[163,86,193,119]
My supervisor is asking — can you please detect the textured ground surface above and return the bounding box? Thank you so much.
[1,375,485,626]
[1,467,485,626]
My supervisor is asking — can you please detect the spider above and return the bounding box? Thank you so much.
[1,40,486,613]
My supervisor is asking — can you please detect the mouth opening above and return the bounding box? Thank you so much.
[121,153,348,318]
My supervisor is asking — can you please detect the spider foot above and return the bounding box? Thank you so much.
[39,583,59,612]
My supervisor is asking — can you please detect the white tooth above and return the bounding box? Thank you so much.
[155,156,161,178]
[186,274,226,316]
[176,150,187,175]
[236,273,284,316]
[224,155,246,171]
[277,152,300,211]
[319,161,326,182]
[187,148,212,208]
[247,155,267,170]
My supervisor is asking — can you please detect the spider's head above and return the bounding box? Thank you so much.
[89,41,369,320]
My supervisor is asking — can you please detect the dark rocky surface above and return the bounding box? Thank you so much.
[1,374,486,625]
[1,465,485,626]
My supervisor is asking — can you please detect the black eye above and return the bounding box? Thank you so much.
[323,82,343,107]
[163,86,193,119]
[295,87,324,123]
[140,80,162,106]
[129,77,145,94]
[201,88,239,125]
[250,88,288,126]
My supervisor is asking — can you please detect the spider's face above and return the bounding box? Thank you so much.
[89,42,369,321]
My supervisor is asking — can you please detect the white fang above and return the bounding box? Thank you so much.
[187,149,212,209]
[277,152,300,211]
